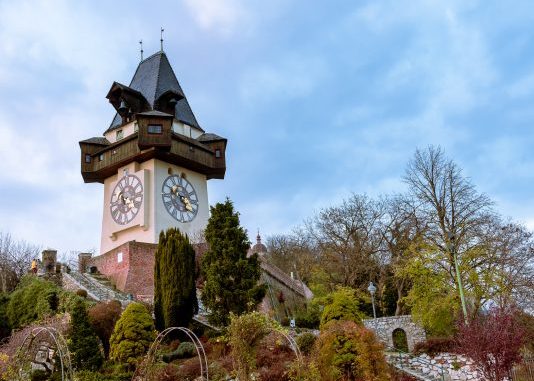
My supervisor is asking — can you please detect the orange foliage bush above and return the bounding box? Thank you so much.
[314,320,390,381]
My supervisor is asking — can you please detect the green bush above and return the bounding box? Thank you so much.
[76,289,88,298]
[162,341,197,362]
[296,332,317,355]
[74,370,106,381]
[109,302,155,369]
[0,294,10,340]
[69,298,103,371]
[7,276,60,329]
[59,290,85,313]
[320,287,366,328]
[30,369,49,381]
[295,302,321,329]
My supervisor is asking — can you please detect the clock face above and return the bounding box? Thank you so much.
[161,175,199,222]
[109,174,143,225]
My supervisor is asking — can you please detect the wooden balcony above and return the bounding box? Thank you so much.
[80,131,226,183]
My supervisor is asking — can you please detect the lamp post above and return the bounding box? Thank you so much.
[448,233,468,322]
[367,281,377,320]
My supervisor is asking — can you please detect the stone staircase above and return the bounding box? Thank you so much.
[64,270,220,332]
[386,351,450,381]
[64,271,130,304]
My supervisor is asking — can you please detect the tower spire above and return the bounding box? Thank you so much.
[139,39,144,61]
[160,27,164,52]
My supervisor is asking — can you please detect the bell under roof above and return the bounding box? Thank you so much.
[105,51,202,133]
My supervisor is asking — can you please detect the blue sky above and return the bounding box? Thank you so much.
[0,0,533,254]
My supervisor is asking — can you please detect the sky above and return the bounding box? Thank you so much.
[0,0,533,254]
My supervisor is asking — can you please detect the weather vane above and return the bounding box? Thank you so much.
[139,39,144,61]
[160,27,165,52]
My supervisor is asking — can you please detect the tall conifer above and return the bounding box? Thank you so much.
[201,199,266,326]
[154,228,198,331]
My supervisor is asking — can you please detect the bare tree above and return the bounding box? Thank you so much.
[265,228,319,284]
[305,194,386,290]
[0,232,41,293]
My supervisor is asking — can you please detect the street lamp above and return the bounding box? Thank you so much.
[367,281,377,320]
[448,233,468,323]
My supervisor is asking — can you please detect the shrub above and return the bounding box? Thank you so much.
[162,341,197,362]
[413,337,456,356]
[455,306,526,381]
[228,311,273,381]
[6,276,60,329]
[69,298,103,371]
[0,294,10,341]
[154,228,198,332]
[287,360,321,381]
[296,332,317,355]
[109,302,155,369]
[320,287,366,328]
[76,289,89,298]
[58,290,84,313]
[314,320,390,381]
[89,300,123,358]
[74,370,107,381]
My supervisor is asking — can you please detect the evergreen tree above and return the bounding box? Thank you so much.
[201,199,266,326]
[109,302,155,369]
[154,228,198,331]
[69,298,103,371]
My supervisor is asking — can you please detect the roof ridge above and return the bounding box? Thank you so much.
[139,50,165,65]
[152,53,163,106]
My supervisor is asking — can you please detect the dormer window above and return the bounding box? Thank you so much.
[215,149,221,158]
[148,124,163,134]
[116,129,124,141]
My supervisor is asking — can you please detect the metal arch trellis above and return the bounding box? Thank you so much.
[132,326,209,381]
[15,326,74,381]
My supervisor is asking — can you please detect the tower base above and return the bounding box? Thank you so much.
[87,241,157,299]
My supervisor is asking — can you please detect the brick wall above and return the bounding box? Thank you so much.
[88,241,157,298]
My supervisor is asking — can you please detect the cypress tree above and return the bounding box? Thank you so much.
[154,228,198,331]
[69,297,103,371]
[201,199,266,326]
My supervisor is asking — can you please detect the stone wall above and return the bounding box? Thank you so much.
[411,353,487,381]
[363,315,426,352]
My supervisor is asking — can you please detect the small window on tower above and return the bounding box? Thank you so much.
[117,252,123,263]
[215,149,221,158]
[134,122,139,133]
[116,130,124,140]
[85,154,91,163]
[99,153,104,161]
[148,124,163,134]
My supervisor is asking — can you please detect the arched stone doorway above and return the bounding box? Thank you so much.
[362,315,426,352]
[392,328,409,352]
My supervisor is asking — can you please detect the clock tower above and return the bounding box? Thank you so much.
[79,51,226,297]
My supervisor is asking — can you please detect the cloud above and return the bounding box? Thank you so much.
[183,0,249,36]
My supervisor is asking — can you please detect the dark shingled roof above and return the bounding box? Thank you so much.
[197,133,226,142]
[80,137,110,145]
[106,51,202,133]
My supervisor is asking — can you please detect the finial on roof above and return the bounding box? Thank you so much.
[160,27,165,52]
[257,229,261,244]
[139,40,144,61]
